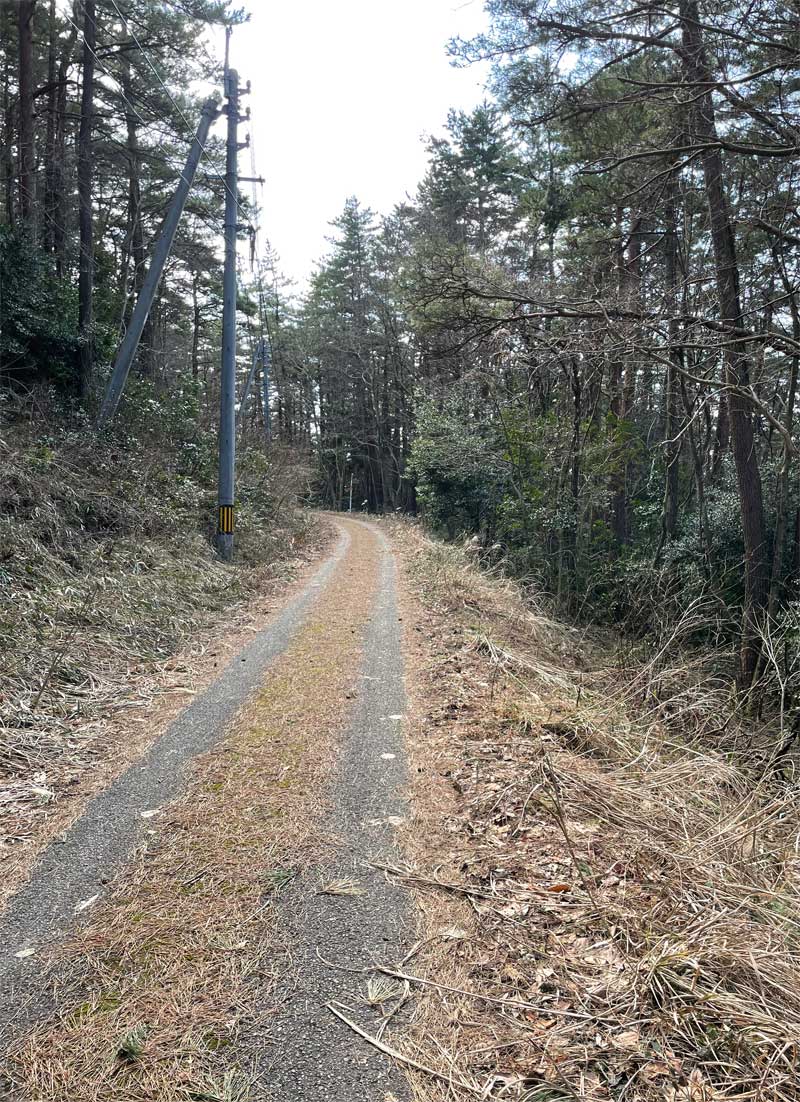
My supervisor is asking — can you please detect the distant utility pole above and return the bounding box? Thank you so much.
[216,67,242,561]
[261,339,271,443]
[236,337,264,430]
[97,97,219,428]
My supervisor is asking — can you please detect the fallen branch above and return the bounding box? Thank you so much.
[326,1001,482,1094]
[375,966,594,1020]
[373,861,582,907]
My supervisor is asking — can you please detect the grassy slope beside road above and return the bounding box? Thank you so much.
[388,520,800,1102]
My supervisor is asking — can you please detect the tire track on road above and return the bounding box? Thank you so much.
[248,522,411,1102]
[2,519,413,1102]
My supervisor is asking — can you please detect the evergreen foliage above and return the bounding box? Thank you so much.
[278,1,798,694]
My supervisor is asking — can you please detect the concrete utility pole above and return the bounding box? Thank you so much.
[97,97,218,428]
[236,337,263,429]
[216,67,241,560]
[261,339,271,443]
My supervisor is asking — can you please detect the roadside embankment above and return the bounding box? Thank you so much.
[387,519,800,1102]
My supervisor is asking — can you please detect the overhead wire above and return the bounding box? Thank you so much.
[65,5,193,170]
[69,0,273,428]
[101,0,269,380]
[105,0,255,236]
[65,2,227,239]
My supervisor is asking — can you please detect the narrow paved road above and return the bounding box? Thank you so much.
[0,518,412,1101]
[250,525,410,1101]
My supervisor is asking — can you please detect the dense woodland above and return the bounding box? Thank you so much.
[0,0,245,410]
[1,0,798,701]
[283,0,800,700]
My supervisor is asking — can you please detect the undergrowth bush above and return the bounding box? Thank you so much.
[410,387,794,632]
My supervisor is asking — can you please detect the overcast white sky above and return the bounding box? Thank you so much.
[226,0,491,287]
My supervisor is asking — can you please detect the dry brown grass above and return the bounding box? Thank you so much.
[6,519,380,1102]
[385,521,800,1102]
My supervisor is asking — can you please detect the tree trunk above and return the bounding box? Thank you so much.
[191,274,201,381]
[118,11,152,372]
[679,374,713,578]
[52,19,76,275]
[43,0,57,252]
[17,0,37,229]
[608,211,640,547]
[564,354,582,605]
[766,257,799,618]
[655,173,683,560]
[77,0,95,400]
[2,9,15,227]
[679,0,768,690]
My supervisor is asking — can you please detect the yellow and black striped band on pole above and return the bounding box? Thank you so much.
[218,504,235,534]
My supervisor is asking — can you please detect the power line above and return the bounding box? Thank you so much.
[64,3,226,239]
[71,0,271,451]
[106,0,254,235]
[63,7,187,173]
[16,149,220,273]
[98,0,270,348]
